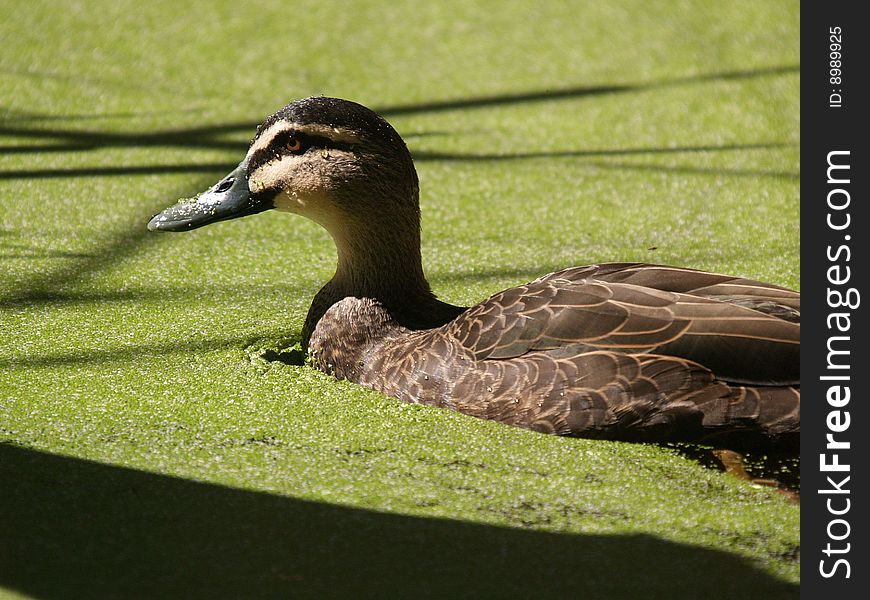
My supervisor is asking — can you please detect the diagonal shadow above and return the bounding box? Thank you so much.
[576,160,799,181]
[0,130,458,155]
[0,178,246,306]
[0,444,799,600]
[0,331,297,371]
[0,138,796,308]
[0,212,164,307]
[0,122,252,153]
[0,251,97,259]
[0,64,799,158]
[0,143,797,181]
[413,142,800,180]
[0,67,156,92]
[0,282,312,309]
[0,162,238,180]
[377,64,799,115]
[2,64,799,310]
[0,107,204,124]
[415,142,795,160]
[0,122,447,157]
[0,143,104,154]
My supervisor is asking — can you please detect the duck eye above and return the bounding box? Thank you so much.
[285,136,303,153]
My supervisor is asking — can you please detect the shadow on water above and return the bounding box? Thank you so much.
[0,331,294,371]
[0,213,174,308]
[0,107,205,123]
[256,345,307,367]
[415,141,794,161]
[0,162,239,180]
[413,148,799,180]
[0,282,314,309]
[668,444,800,501]
[0,143,799,181]
[0,64,799,160]
[0,444,798,600]
[376,64,799,116]
[0,64,801,308]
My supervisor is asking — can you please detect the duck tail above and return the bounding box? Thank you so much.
[692,384,800,451]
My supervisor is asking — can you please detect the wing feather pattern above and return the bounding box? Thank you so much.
[448,263,799,385]
[329,263,800,448]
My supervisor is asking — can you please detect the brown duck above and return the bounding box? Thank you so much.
[149,97,800,449]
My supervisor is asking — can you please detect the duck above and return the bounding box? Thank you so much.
[148,96,799,449]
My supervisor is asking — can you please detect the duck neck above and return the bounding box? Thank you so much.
[302,216,464,348]
[333,219,428,298]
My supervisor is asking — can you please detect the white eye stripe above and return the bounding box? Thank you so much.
[249,122,362,158]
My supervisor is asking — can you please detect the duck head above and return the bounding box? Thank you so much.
[148,96,457,333]
[147,97,420,238]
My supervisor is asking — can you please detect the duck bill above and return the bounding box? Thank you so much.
[147,159,272,232]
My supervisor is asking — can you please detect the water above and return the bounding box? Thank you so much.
[668,443,800,502]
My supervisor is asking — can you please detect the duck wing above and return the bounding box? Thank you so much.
[363,263,799,445]
[447,263,799,386]
[542,262,800,322]
[442,348,800,444]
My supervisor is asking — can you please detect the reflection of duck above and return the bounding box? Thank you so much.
[149,97,799,447]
